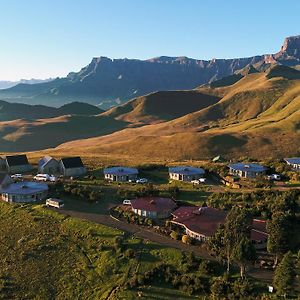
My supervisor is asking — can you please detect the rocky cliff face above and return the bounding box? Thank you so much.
[279,35,300,57]
[1,35,299,109]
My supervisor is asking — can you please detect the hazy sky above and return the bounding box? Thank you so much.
[0,0,299,80]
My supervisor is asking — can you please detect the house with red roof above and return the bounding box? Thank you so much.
[171,206,268,247]
[130,197,177,219]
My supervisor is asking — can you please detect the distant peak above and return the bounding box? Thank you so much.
[235,64,259,76]
[280,35,300,57]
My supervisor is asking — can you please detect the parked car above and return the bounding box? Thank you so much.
[11,174,23,180]
[46,198,64,209]
[136,178,148,184]
[34,174,50,182]
[49,175,57,182]
[267,174,281,181]
[191,178,206,184]
[123,199,131,205]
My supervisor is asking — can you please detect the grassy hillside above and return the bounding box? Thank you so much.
[0,66,299,160]
[0,115,127,151]
[56,67,300,161]
[0,100,103,121]
[103,90,220,125]
[1,202,263,300]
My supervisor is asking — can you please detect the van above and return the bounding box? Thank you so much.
[46,198,64,209]
[34,174,50,182]
[123,199,131,205]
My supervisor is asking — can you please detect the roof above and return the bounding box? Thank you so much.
[131,197,177,213]
[169,166,205,176]
[61,157,84,169]
[251,220,268,241]
[0,173,9,186]
[6,155,29,167]
[172,206,268,241]
[103,166,138,176]
[39,156,56,167]
[285,157,300,165]
[172,206,226,237]
[0,181,48,195]
[228,163,267,173]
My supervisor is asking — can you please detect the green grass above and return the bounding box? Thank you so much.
[0,201,214,299]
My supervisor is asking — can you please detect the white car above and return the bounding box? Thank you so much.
[136,178,148,184]
[123,199,131,205]
[34,174,50,182]
[191,178,206,184]
[49,175,57,182]
[267,174,281,181]
[46,198,64,209]
[11,174,23,179]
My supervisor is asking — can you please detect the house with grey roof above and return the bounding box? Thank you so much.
[284,158,300,171]
[103,166,138,182]
[228,163,267,179]
[169,166,205,182]
[0,172,48,203]
[59,157,86,177]
[0,180,48,203]
[0,172,13,189]
[0,158,6,171]
[38,156,59,174]
[5,154,32,174]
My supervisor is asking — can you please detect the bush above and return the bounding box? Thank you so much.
[124,248,135,259]
[232,277,254,297]
[181,235,191,244]
[170,230,180,240]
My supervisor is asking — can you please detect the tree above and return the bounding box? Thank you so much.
[232,277,254,297]
[209,207,252,273]
[267,212,291,265]
[232,237,256,278]
[273,251,295,297]
[210,276,230,298]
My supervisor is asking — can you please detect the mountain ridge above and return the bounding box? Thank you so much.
[0,35,299,109]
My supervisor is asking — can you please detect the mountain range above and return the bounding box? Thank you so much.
[0,35,299,109]
[0,64,299,160]
[0,78,53,90]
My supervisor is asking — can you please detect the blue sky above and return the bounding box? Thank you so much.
[0,0,299,80]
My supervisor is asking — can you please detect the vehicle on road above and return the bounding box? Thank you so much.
[136,178,148,184]
[34,174,57,182]
[34,174,50,182]
[11,174,23,180]
[191,178,206,184]
[49,175,57,182]
[123,199,131,205]
[46,198,64,209]
[267,174,281,181]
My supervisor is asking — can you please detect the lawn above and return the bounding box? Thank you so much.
[0,202,216,299]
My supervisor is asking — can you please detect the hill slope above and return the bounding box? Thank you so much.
[102,90,221,125]
[0,35,299,109]
[0,101,103,121]
[56,66,300,160]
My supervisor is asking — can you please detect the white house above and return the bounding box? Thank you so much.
[228,163,267,179]
[103,167,138,182]
[169,166,205,182]
[59,157,86,177]
[38,156,59,174]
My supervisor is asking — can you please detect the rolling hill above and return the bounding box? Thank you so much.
[55,65,300,160]
[0,101,103,121]
[102,90,221,125]
[0,35,299,109]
